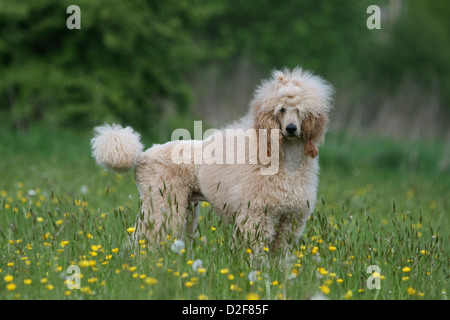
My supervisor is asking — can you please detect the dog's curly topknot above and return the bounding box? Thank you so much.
[91,124,144,173]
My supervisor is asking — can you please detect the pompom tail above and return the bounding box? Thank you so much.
[91,124,144,173]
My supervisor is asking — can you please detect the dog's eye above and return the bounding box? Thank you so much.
[280,107,286,113]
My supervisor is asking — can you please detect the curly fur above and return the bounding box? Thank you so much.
[91,67,333,252]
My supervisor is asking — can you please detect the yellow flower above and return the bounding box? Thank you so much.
[24,279,32,285]
[40,278,48,284]
[91,245,101,252]
[60,240,69,248]
[88,277,98,283]
[211,226,216,231]
[187,260,194,266]
[272,280,279,286]
[76,260,87,268]
[263,247,269,252]
[406,287,416,295]
[402,276,409,281]
[197,268,207,274]
[127,227,136,234]
[201,202,210,208]
[129,266,137,272]
[328,245,337,252]
[344,290,353,300]
[245,293,260,300]
[7,262,14,267]
[46,284,54,290]
[317,268,328,276]
[4,275,14,282]
[402,267,411,273]
[6,283,16,291]
[336,279,344,284]
[227,274,234,280]
[112,248,119,254]
[220,268,229,274]
[185,281,194,287]
[198,294,209,300]
[311,246,319,255]
[246,248,252,254]
[319,285,330,295]
[64,290,71,296]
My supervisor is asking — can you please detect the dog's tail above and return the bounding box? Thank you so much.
[91,124,144,173]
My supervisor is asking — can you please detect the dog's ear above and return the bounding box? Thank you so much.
[301,113,328,158]
[253,105,282,158]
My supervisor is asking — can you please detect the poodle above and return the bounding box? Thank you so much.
[91,67,333,252]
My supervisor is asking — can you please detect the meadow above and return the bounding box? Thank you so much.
[0,127,448,300]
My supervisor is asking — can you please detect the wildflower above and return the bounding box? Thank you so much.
[127,227,136,234]
[91,245,101,252]
[263,247,269,252]
[311,246,319,255]
[4,275,13,282]
[198,294,209,300]
[6,283,16,291]
[170,240,185,255]
[60,240,69,248]
[220,268,229,275]
[344,290,353,300]
[328,245,337,252]
[317,268,328,276]
[402,276,409,281]
[246,248,252,254]
[36,217,44,222]
[336,279,344,284]
[112,248,119,254]
[6,262,14,267]
[227,274,234,280]
[402,267,411,273]
[211,226,216,231]
[246,293,260,300]
[319,285,330,295]
[185,281,194,287]
[24,279,32,285]
[187,260,194,266]
[78,260,90,268]
[272,280,279,286]
[46,284,54,290]
[406,287,416,295]
[201,202,210,208]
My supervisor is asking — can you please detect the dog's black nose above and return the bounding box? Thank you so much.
[286,123,297,135]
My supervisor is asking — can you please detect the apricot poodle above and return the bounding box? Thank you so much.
[91,67,333,252]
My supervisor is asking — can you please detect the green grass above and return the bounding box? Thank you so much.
[0,127,448,300]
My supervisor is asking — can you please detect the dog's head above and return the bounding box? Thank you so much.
[251,67,333,158]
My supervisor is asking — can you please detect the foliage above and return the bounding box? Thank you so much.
[1,1,449,138]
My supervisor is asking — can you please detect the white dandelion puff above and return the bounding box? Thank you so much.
[80,185,89,195]
[170,240,185,255]
[192,259,203,273]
